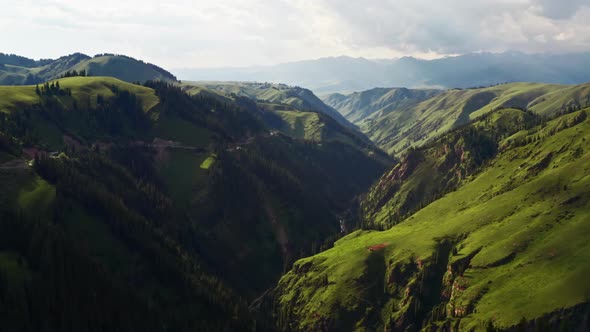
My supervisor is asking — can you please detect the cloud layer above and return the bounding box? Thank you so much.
[1,0,589,68]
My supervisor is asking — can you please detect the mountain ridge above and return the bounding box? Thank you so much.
[175,52,590,93]
[0,52,177,85]
[274,107,590,331]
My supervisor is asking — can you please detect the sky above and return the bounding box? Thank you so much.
[1,0,590,69]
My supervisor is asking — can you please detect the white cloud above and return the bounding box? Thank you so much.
[0,0,589,68]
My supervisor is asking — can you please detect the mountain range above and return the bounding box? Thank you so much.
[325,82,590,156]
[175,52,590,94]
[1,52,590,331]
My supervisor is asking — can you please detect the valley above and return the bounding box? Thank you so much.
[0,52,589,331]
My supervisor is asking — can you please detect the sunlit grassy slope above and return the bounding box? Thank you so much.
[361,108,539,230]
[0,76,159,113]
[0,85,41,113]
[277,109,590,331]
[364,82,590,155]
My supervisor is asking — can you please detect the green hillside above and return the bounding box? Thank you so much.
[275,108,590,331]
[181,81,356,130]
[0,53,177,85]
[179,81,389,164]
[70,55,177,83]
[2,56,590,331]
[361,108,540,230]
[322,87,441,125]
[0,77,391,330]
[362,82,590,155]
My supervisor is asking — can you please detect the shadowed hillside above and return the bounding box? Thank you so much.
[0,76,389,331]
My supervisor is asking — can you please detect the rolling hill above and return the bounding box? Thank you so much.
[322,87,441,125]
[180,81,356,130]
[275,107,590,331]
[0,52,177,85]
[361,82,590,155]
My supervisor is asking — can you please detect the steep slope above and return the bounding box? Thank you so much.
[0,53,177,85]
[179,82,390,166]
[181,81,356,130]
[322,87,441,125]
[0,77,390,330]
[275,108,590,331]
[365,82,590,155]
[362,108,541,230]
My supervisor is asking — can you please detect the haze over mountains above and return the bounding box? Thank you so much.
[176,52,590,94]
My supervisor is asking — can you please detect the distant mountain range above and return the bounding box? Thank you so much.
[0,52,177,85]
[175,52,590,94]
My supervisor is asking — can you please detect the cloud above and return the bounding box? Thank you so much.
[0,0,589,68]
[533,0,589,19]
[313,0,590,54]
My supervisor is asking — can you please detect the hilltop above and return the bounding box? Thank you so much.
[0,52,177,85]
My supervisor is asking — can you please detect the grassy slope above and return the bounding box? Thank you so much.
[0,53,176,85]
[158,150,210,204]
[277,109,590,331]
[0,76,159,113]
[276,111,323,141]
[363,108,537,229]
[0,85,40,113]
[181,81,355,129]
[70,56,174,83]
[365,82,590,155]
[322,87,442,125]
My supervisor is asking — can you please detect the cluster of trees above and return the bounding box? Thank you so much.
[25,152,255,331]
[35,81,71,97]
[58,69,88,78]
[0,211,162,332]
